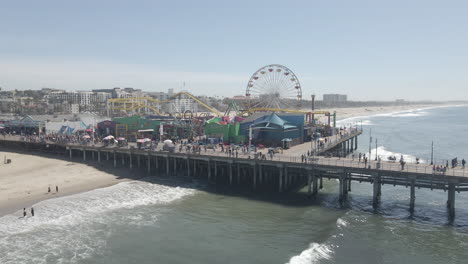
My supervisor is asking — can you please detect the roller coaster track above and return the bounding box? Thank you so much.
[240,108,331,115]
[108,92,222,117]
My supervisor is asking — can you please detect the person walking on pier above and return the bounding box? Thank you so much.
[463,159,466,168]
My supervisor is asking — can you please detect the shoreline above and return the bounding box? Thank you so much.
[0,150,143,217]
[317,103,463,123]
[0,103,463,217]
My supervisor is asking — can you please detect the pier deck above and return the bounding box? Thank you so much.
[1,136,466,221]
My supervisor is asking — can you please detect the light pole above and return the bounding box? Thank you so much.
[248,124,253,159]
[431,141,434,165]
[375,138,378,161]
[368,128,372,159]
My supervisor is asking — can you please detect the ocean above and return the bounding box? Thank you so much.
[1,105,468,264]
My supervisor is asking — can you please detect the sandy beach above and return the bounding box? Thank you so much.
[0,151,140,217]
[315,104,450,123]
[0,103,455,217]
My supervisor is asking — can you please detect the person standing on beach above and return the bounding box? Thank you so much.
[48,186,51,193]
[359,153,362,163]
[23,208,26,217]
[56,186,59,193]
[31,207,34,217]
[463,159,466,168]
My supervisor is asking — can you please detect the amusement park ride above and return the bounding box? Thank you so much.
[107,64,334,125]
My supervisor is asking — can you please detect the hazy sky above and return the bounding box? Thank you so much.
[1,0,467,101]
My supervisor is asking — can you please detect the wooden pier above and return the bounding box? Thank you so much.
[1,138,467,221]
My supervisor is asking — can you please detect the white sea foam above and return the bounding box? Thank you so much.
[367,146,424,164]
[336,218,348,228]
[336,104,465,126]
[0,179,196,264]
[287,243,334,264]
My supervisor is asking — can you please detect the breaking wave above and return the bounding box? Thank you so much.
[367,146,425,164]
[287,243,334,264]
[0,179,196,264]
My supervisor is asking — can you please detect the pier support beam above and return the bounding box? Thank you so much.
[69,149,72,159]
[166,156,170,176]
[259,164,263,184]
[208,160,212,181]
[348,174,352,192]
[237,164,240,184]
[137,155,141,168]
[113,152,116,168]
[307,170,312,196]
[319,176,323,189]
[129,153,133,169]
[83,150,86,161]
[147,155,151,174]
[229,162,233,185]
[279,165,283,193]
[155,157,159,174]
[354,136,358,150]
[214,161,217,182]
[92,151,95,161]
[174,158,177,176]
[106,151,109,161]
[253,163,257,190]
[284,166,289,190]
[373,174,381,209]
[98,151,101,163]
[312,171,318,195]
[339,173,348,203]
[447,183,456,221]
[187,158,190,177]
[410,179,416,213]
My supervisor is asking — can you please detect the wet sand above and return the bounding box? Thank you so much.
[0,151,138,217]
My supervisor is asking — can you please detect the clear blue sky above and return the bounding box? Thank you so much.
[1,0,467,101]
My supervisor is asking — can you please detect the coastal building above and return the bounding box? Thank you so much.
[323,94,347,103]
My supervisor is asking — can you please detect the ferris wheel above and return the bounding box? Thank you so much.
[245,64,302,109]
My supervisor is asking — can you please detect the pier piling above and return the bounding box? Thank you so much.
[373,174,381,209]
[448,183,456,220]
[410,179,416,213]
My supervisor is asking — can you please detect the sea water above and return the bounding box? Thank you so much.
[1,105,468,264]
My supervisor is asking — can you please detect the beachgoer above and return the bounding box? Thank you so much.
[48,186,51,193]
[31,207,34,217]
[56,186,59,192]
[23,208,26,217]
[359,153,362,163]
[463,159,466,168]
